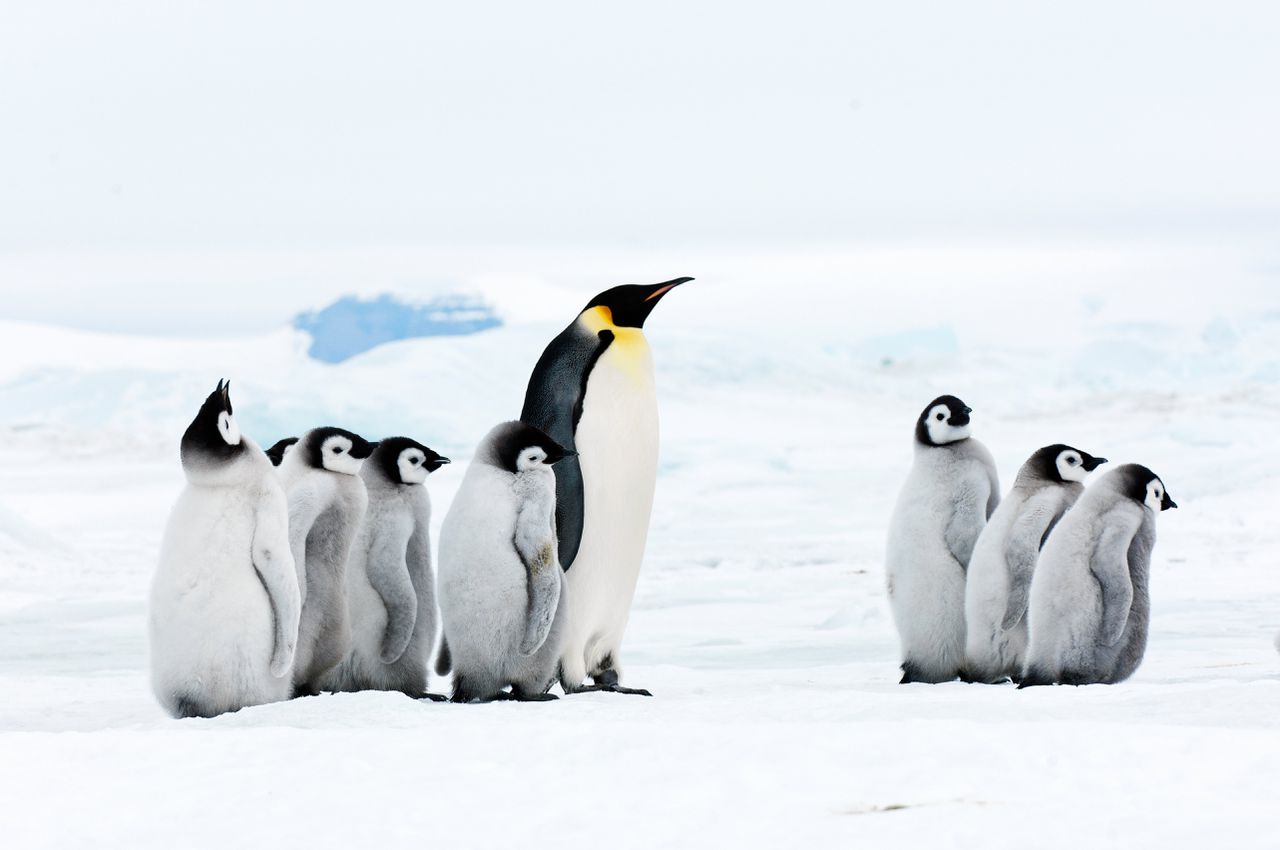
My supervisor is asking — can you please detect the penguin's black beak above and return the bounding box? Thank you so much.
[1162,492,1178,511]
[950,407,972,427]
[1083,456,1108,471]
[352,440,377,460]
[427,455,451,472]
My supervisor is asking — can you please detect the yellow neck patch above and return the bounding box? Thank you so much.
[578,306,650,378]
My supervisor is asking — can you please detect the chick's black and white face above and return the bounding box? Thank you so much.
[217,409,241,447]
[1056,449,1088,483]
[180,380,246,471]
[516,446,549,472]
[1145,478,1177,512]
[320,435,364,476]
[921,401,972,445]
[397,447,429,485]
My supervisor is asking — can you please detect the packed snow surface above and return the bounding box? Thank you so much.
[1,261,1278,848]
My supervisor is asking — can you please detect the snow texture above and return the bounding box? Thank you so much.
[0,269,1278,849]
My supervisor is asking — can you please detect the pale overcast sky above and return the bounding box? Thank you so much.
[2,2,1278,331]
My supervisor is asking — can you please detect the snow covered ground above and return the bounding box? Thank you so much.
[2,250,1279,848]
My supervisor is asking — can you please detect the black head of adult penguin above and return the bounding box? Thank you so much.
[581,277,694,328]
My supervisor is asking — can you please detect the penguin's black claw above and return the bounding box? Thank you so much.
[511,692,559,702]
[417,692,450,702]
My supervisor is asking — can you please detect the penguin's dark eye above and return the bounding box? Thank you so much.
[936,413,945,421]
[409,457,419,465]
[332,446,342,454]
[1067,457,1077,465]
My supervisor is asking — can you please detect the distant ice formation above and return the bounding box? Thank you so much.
[294,293,502,363]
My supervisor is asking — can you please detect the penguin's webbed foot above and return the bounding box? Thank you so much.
[417,692,450,703]
[563,665,653,696]
[566,683,654,697]
[1016,668,1055,689]
[898,661,928,684]
[1058,669,1095,687]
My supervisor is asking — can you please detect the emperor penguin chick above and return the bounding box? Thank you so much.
[438,421,573,702]
[885,395,1000,684]
[319,438,450,697]
[963,444,1107,683]
[1021,464,1176,687]
[149,380,300,718]
[277,426,376,696]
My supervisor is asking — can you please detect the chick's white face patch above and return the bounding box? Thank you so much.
[218,411,242,446]
[398,448,428,485]
[1145,479,1166,512]
[517,447,547,472]
[1056,450,1089,483]
[320,435,363,475]
[924,404,970,445]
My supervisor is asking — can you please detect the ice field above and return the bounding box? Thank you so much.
[1,248,1279,848]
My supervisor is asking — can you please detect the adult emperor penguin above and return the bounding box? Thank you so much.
[149,380,300,718]
[319,437,450,697]
[520,277,691,696]
[885,395,1000,684]
[276,426,376,696]
[963,444,1107,683]
[1021,464,1176,687]
[437,421,573,702]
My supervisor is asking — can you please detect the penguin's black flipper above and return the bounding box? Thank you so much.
[520,324,616,571]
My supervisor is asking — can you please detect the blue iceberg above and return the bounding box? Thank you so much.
[295,293,502,363]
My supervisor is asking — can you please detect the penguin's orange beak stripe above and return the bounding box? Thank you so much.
[645,283,678,302]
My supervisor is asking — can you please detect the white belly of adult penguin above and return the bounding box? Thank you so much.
[521,277,691,695]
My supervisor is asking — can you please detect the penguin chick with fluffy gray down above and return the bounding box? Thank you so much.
[963,444,1108,684]
[438,421,573,702]
[149,380,300,718]
[1021,464,1176,687]
[276,426,376,696]
[886,395,1000,684]
[319,437,450,697]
